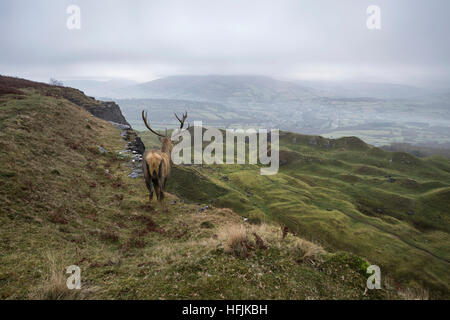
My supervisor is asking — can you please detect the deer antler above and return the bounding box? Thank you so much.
[174,111,188,130]
[142,110,166,137]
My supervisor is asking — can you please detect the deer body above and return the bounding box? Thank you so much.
[142,140,172,205]
[141,110,187,210]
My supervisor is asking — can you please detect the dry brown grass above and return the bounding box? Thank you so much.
[383,278,430,300]
[397,287,430,300]
[28,252,100,300]
[29,252,80,300]
[218,224,249,257]
[290,237,326,263]
[217,222,325,261]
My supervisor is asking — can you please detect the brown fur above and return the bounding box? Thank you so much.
[141,110,187,211]
[142,137,173,210]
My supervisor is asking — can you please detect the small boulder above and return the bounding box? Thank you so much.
[198,205,211,213]
[97,146,107,154]
[128,168,143,178]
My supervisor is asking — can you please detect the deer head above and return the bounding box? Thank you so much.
[141,110,189,155]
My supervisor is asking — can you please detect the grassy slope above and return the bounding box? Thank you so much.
[0,87,399,300]
[141,130,450,297]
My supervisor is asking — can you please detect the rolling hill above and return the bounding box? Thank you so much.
[140,127,450,297]
[113,75,318,104]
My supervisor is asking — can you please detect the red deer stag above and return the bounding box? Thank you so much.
[141,110,188,210]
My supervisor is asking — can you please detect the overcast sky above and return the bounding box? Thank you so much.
[1,0,449,86]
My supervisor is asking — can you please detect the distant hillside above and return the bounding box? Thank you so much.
[109,75,450,148]
[115,98,251,131]
[382,142,450,159]
[294,80,432,100]
[113,75,318,104]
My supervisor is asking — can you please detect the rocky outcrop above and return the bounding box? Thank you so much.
[80,98,145,156]
[85,101,130,126]
[108,121,145,156]
[108,121,145,179]
[0,74,144,155]
[77,94,146,178]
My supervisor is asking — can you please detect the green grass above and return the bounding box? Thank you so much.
[142,128,450,297]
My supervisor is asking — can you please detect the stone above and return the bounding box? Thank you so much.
[97,146,107,154]
[128,168,143,178]
[198,205,211,213]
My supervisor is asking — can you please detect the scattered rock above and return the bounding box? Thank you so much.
[128,136,145,155]
[128,168,143,179]
[198,205,211,213]
[119,150,130,154]
[109,121,131,130]
[97,146,107,154]
[131,154,142,163]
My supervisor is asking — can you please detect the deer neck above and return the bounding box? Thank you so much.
[161,139,172,156]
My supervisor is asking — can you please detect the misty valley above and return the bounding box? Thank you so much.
[68,76,450,152]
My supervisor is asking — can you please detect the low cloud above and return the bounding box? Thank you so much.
[1,0,449,85]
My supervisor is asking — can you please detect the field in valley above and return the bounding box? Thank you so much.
[140,128,450,297]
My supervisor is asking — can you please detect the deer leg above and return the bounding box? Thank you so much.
[154,183,161,202]
[146,181,154,202]
[149,189,154,202]
[143,160,154,203]
[158,177,168,212]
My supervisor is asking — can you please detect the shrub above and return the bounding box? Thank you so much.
[29,252,79,300]
[218,224,251,258]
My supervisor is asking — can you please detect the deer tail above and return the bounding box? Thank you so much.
[149,155,162,177]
